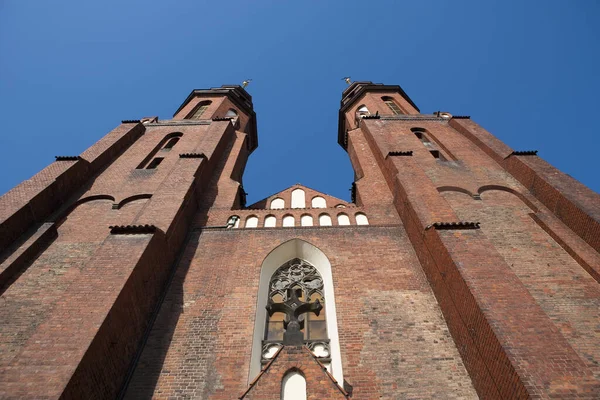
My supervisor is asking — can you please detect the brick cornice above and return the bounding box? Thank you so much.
[109,225,157,235]
[387,151,413,157]
[55,156,80,161]
[506,150,538,157]
[426,221,481,230]
[179,153,206,159]
[144,120,212,127]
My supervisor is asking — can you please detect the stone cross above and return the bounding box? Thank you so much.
[266,287,323,345]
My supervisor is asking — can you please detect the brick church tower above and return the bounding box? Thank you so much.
[1,82,599,399]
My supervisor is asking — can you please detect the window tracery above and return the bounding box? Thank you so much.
[262,258,329,366]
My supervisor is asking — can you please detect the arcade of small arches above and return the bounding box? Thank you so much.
[230,212,369,229]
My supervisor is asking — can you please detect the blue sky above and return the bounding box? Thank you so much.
[1,0,598,203]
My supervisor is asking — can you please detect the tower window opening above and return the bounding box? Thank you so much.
[188,101,212,120]
[382,96,402,115]
[429,150,447,161]
[162,137,180,150]
[146,157,164,169]
[413,130,432,145]
[225,108,238,118]
[355,105,370,126]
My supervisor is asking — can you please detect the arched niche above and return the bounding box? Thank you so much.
[478,185,538,212]
[355,212,369,225]
[264,215,277,228]
[246,215,259,228]
[281,369,307,400]
[291,188,306,209]
[311,196,326,208]
[282,215,295,227]
[337,213,350,226]
[249,239,344,385]
[271,198,285,209]
[300,214,313,227]
[319,214,332,226]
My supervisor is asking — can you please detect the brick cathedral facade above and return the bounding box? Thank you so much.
[0,82,599,399]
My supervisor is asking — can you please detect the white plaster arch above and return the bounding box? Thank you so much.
[245,216,258,228]
[264,215,277,228]
[311,196,327,208]
[319,213,332,226]
[337,213,350,226]
[355,212,369,225]
[291,188,306,209]
[282,370,307,400]
[283,215,295,227]
[271,198,285,209]
[249,239,344,385]
[300,214,313,227]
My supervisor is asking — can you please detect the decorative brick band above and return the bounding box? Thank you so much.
[362,114,380,120]
[55,156,80,161]
[212,117,233,121]
[387,151,413,157]
[109,224,157,234]
[452,115,471,119]
[121,120,140,124]
[510,150,538,156]
[179,153,206,159]
[426,221,480,230]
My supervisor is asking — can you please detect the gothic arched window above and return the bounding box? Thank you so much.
[262,258,329,366]
[188,100,212,119]
[382,96,402,115]
[250,239,343,385]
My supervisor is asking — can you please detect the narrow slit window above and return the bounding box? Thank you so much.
[146,157,164,169]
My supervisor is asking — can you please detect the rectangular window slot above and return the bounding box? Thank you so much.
[146,157,164,169]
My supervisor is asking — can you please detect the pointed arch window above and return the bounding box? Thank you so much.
[188,101,212,120]
[251,240,343,385]
[382,96,402,115]
[263,259,329,365]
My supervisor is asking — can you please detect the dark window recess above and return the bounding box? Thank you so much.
[414,131,432,144]
[162,137,180,150]
[146,157,164,169]
[430,150,446,161]
[382,97,403,115]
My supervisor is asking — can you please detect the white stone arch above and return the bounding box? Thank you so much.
[249,239,344,385]
[291,188,306,209]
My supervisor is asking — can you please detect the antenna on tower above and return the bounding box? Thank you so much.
[242,79,252,88]
[342,76,352,85]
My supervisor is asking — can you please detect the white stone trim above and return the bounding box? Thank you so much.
[249,239,344,385]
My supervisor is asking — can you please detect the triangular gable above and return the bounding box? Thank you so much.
[239,345,348,399]
[247,184,352,210]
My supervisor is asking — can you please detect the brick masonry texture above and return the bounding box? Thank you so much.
[1,82,599,399]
